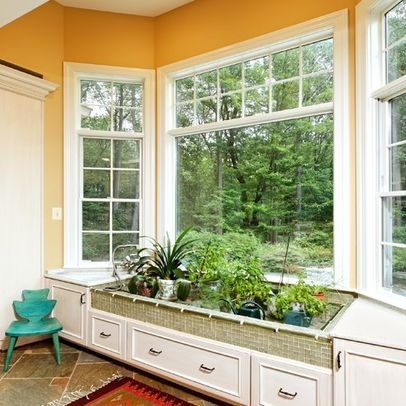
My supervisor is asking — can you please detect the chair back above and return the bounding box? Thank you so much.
[13,299,56,322]
[22,288,50,301]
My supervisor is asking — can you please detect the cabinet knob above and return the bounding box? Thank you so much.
[100,332,111,338]
[80,293,86,304]
[199,364,215,373]
[148,348,162,356]
[278,388,298,399]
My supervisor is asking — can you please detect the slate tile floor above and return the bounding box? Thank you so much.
[0,339,222,406]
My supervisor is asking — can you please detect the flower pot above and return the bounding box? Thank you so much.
[283,309,313,327]
[155,279,177,301]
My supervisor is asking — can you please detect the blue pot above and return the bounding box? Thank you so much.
[283,310,312,327]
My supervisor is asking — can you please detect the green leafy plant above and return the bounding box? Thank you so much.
[133,228,195,280]
[271,274,327,319]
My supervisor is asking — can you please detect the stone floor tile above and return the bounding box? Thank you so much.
[5,352,79,379]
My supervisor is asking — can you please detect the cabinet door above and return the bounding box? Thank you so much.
[88,310,126,360]
[334,339,406,406]
[251,352,332,406]
[47,280,88,344]
[127,321,250,405]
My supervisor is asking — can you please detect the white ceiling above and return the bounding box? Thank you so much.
[0,0,48,28]
[54,0,195,17]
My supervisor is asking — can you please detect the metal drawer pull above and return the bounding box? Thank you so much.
[100,332,111,338]
[278,388,297,399]
[80,293,86,304]
[200,364,215,373]
[148,348,162,356]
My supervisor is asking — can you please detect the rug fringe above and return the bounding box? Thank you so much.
[43,372,123,406]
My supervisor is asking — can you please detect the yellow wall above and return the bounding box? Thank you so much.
[64,8,155,69]
[0,0,357,285]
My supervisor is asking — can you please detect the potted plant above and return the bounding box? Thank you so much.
[271,274,327,327]
[132,228,195,301]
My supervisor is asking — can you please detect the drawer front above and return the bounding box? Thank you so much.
[89,312,125,358]
[259,364,317,405]
[129,324,249,402]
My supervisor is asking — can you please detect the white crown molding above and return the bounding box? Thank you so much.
[0,64,58,100]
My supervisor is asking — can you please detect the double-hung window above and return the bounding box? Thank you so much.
[64,63,155,268]
[158,11,350,286]
[357,0,406,303]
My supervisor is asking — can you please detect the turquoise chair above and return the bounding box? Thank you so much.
[3,299,63,372]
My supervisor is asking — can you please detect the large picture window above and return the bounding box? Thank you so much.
[159,11,350,286]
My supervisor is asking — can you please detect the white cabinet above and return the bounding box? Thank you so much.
[47,279,88,344]
[0,65,56,346]
[251,352,332,406]
[334,338,406,406]
[88,309,126,360]
[127,321,251,405]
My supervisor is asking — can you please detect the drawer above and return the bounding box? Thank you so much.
[88,310,126,359]
[252,352,332,406]
[127,322,250,404]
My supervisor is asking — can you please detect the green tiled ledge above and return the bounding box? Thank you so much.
[91,289,336,369]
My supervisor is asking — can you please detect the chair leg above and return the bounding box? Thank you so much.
[51,333,61,365]
[4,336,18,372]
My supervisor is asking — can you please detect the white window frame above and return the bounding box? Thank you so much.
[357,0,406,307]
[158,10,350,287]
[64,62,155,269]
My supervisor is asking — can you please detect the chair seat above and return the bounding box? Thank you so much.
[5,317,62,337]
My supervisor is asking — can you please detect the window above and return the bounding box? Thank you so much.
[64,63,155,268]
[357,0,406,303]
[158,11,350,286]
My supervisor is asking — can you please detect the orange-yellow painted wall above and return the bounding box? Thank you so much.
[64,7,155,69]
[155,0,358,67]
[0,1,65,271]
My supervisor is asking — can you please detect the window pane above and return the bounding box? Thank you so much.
[176,114,334,272]
[387,41,406,82]
[220,64,242,93]
[271,48,299,81]
[113,108,142,132]
[82,202,109,230]
[176,77,194,102]
[302,73,333,106]
[245,87,269,116]
[386,0,406,47]
[391,93,406,143]
[196,70,217,98]
[81,80,111,105]
[272,80,299,111]
[220,93,242,120]
[113,83,142,108]
[383,245,406,294]
[113,140,140,169]
[113,233,139,250]
[83,139,111,168]
[197,98,217,124]
[113,202,139,230]
[302,39,333,74]
[383,196,406,244]
[82,233,109,261]
[113,171,139,199]
[390,144,406,191]
[244,56,270,87]
[81,106,111,131]
[176,102,194,127]
[83,170,110,198]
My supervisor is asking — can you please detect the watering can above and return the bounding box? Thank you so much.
[220,299,265,320]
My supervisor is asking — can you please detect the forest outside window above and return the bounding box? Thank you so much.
[159,12,350,287]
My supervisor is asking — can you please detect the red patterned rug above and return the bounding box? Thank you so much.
[67,376,194,406]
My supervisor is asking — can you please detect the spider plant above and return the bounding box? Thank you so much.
[134,228,195,280]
